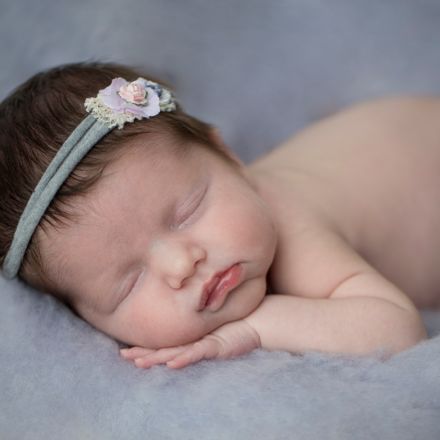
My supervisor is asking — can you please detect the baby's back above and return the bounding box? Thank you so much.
[249,97,440,308]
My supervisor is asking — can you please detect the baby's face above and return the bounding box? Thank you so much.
[41,138,277,349]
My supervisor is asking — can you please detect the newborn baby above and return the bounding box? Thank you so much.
[0,62,433,369]
[121,96,435,367]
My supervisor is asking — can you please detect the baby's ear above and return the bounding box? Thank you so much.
[209,128,244,168]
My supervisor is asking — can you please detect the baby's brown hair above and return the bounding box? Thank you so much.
[0,61,235,303]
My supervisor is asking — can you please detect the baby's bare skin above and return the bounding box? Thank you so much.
[122,97,436,367]
[249,96,440,309]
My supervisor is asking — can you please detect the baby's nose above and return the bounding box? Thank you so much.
[150,238,206,289]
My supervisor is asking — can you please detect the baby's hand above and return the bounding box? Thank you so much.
[119,319,261,369]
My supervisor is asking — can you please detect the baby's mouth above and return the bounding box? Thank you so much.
[198,263,242,312]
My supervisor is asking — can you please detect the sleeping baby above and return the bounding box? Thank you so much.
[0,61,432,369]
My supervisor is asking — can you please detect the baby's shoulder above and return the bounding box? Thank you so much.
[267,208,370,299]
[248,94,440,230]
[248,169,356,295]
[255,95,440,164]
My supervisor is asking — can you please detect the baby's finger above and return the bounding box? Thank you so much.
[120,346,155,360]
[134,346,188,369]
[167,340,219,369]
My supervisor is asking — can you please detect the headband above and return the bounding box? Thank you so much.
[2,77,176,278]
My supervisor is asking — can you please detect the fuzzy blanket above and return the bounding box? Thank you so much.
[2,1,440,438]
[1,277,440,439]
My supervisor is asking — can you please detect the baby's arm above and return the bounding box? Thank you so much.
[245,274,426,356]
[244,227,426,356]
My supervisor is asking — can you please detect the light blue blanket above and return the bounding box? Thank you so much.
[1,277,440,439]
[2,1,440,438]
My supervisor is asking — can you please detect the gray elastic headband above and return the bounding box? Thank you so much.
[2,116,110,278]
[2,76,176,278]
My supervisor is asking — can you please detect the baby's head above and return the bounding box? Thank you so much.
[0,62,277,348]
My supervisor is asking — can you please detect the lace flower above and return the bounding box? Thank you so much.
[84,77,176,129]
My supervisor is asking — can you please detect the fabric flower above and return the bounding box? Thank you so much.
[99,77,160,118]
[84,76,175,129]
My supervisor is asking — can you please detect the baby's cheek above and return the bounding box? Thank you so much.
[124,308,209,349]
[242,215,277,266]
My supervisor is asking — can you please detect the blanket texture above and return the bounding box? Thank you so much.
[1,277,440,439]
[2,1,440,438]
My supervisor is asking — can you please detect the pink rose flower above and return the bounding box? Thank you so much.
[118,80,148,105]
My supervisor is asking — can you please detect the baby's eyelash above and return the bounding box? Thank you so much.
[126,270,144,295]
[174,185,208,227]
[176,196,202,226]
[126,277,137,294]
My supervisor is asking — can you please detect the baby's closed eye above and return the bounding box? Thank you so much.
[173,184,208,228]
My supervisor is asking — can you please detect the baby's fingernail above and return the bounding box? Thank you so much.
[134,358,147,368]
[120,349,129,357]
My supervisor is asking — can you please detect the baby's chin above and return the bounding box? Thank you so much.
[181,275,268,345]
[221,275,268,319]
